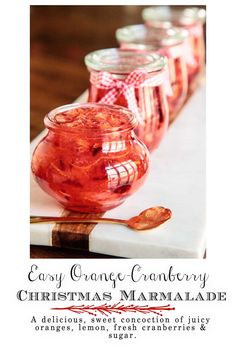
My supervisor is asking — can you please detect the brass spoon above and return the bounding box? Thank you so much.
[30,206,172,231]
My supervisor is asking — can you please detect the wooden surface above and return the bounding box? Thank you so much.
[30,5,205,259]
[30,5,147,141]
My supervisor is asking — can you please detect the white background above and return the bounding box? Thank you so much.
[1,0,236,346]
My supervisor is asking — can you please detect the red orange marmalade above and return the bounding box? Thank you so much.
[115,25,188,123]
[31,103,149,212]
[85,49,169,151]
[142,6,206,94]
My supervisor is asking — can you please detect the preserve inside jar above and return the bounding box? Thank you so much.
[31,103,149,213]
[85,48,169,151]
[115,25,188,123]
[142,6,206,93]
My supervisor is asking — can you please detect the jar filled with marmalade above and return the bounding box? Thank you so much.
[116,24,188,122]
[31,103,149,213]
[142,6,206,94]
[85,48,169,151]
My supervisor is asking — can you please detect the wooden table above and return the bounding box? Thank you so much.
[30,5,206,259]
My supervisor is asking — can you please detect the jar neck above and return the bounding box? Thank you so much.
[44,103,138,136]
[46,127,136,142]
[142,7,206,27]
[88,67,163,80]
[85,48,166,74]
[116,25,188,49]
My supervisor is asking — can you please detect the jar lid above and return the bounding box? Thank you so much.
[142,6,206,26]
[116,24,188,48]
[85,48,166,74]
[44,103,138,136]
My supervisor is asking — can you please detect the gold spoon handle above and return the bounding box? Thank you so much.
[30,206,172,231]
[30,216,127,226]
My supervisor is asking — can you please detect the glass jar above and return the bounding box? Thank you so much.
[85,48,169,152]
[31,103,149,213]
[142,6,206,94]
[116,25,188,123]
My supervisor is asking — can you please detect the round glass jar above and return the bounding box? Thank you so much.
[85,48,169,152]
[142,6,206,93]
[116,25,188,123]
[31,103,149,213]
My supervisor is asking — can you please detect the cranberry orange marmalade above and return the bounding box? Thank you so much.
[142,6,206,94]
[31,103,149,213]
[116,25,188,122]
[85,48,169,151]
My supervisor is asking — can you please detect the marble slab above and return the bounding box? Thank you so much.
[30,86,206,258]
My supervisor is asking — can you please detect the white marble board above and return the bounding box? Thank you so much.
[30,86,206,258]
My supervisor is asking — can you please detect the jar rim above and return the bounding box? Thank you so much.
[142,6,206,26]
[44,103,138,136]
[116,24,188,48]
[85,48,166,73]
